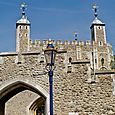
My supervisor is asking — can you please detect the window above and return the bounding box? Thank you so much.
[19,26,21,30]
[25,34,27,37]
[67,65,72,73]
[99,41,103,46]
[76,47,81,59]
[69,57,72,63]
[40,56,44,63]
[97,26,101,29]
[101,58,104,66]
[95,59,97,63]
[26,26,28,29]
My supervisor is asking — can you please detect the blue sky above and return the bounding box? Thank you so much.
[0,0,115,54]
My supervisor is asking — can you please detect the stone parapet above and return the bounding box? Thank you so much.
[29,40,91,46]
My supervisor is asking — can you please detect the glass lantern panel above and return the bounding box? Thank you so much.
[44,50,57,66]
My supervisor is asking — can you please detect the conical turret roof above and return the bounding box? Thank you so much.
[92,17,104,24]
[16,3,30,25]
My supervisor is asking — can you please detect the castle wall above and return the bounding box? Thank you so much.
[0,52,115,114]
[28,39,113,70]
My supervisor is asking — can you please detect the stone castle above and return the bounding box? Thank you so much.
[0,3,115,115]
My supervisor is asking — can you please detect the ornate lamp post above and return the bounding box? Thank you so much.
[44,40,57,115]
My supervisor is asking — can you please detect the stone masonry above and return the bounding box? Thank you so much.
[0,3,115,115]
[0,52,115,115]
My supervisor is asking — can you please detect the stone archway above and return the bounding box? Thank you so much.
[28,96,46,115]
[0,79,49,115]
[100,66,108,70]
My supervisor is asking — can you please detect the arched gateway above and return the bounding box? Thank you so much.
[0,79,49,115]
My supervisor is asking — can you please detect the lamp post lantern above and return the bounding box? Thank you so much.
[44,40,57,115]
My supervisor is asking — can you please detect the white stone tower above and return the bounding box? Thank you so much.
[90,4,112,70]
[16,3,30,52]
[90,4,106,45]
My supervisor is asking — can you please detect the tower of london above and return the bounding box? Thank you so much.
[0,3,114,115]
[16,3,113,71]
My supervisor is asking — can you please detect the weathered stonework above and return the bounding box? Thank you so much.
[0,52,115,115]
[0,3,115,115]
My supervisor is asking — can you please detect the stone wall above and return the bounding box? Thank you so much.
[0,52,115,115]
[28,39,113,70]
[5,90,39,115]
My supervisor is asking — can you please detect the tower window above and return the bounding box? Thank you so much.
[97,26,101,29]
[99,41,103,46]
[67,65,72,73]
[95,59,97,63]
[69,57,72,63]
[25,34,27,37]
[26,26,28,29]
[77,47,81,59]
[100,42,102,46]
[19,26,21,30]
[101,58,104,66]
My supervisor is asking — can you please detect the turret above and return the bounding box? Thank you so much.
[90,4,111,70]
[16,3,30,52]
[90,4,106,45]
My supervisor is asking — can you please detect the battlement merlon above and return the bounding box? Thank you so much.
[29,39,91,46]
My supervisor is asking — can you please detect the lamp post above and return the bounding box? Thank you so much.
[44,40,57,115]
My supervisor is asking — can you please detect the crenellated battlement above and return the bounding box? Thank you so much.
[29,39,91,46]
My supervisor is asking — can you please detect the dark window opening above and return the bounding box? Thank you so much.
[95,59,97,63]
[19,26,21,30]
[67,65,72,73]
[26,34,27,37]
[101,58,104,66]
[69,57,72,63]
[40,57,44,63]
